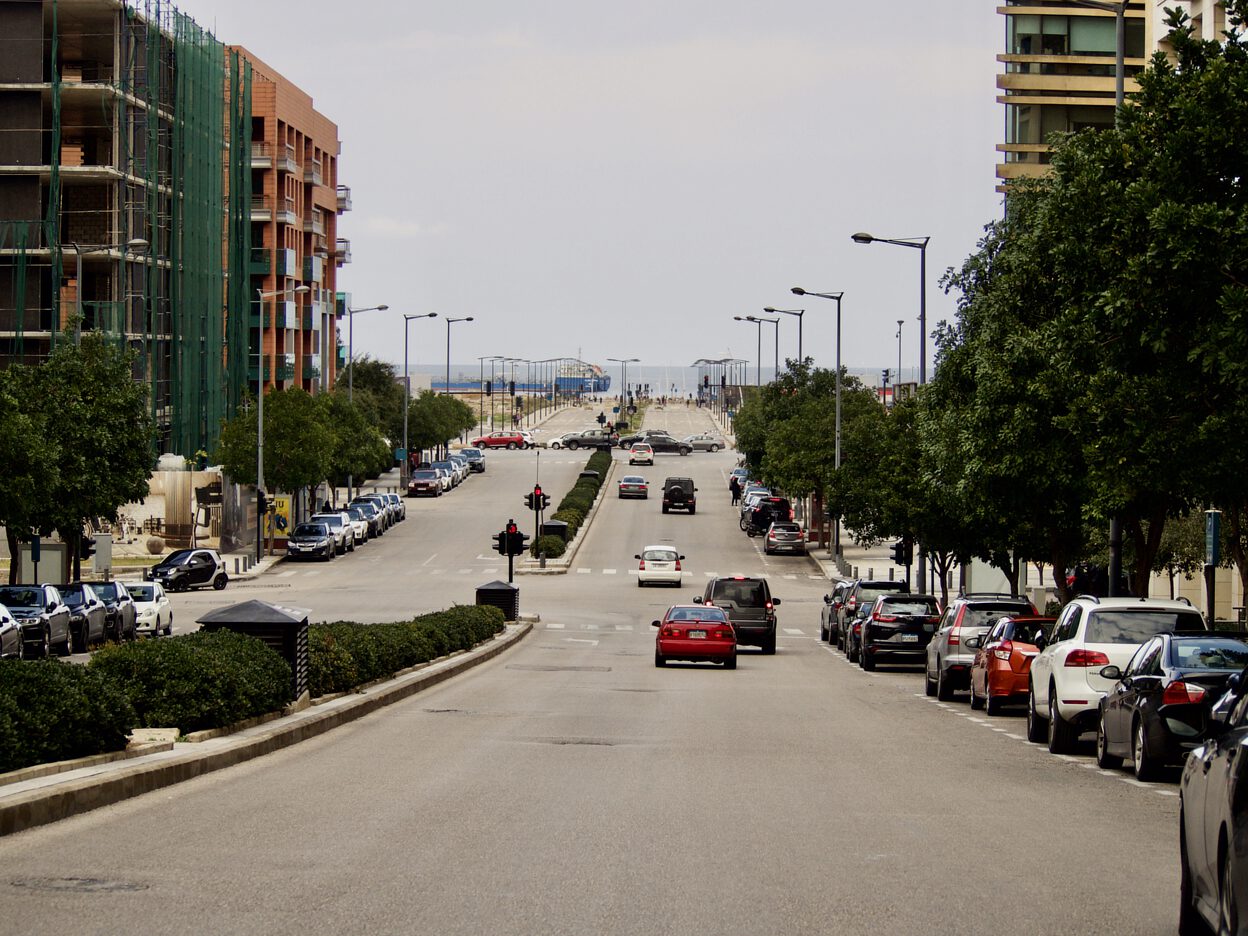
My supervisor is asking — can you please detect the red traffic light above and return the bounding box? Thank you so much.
[533,485,542,497]
[507,522,518,534]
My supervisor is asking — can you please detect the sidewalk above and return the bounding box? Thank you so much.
[0,621,534,836]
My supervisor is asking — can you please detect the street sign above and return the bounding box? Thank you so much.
[1206,509,1221,566]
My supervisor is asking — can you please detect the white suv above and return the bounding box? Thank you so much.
[1027,595,1207,753]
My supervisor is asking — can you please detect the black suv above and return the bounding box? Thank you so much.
[0,584,72,657]
[700,576,780,654]
[859,592,941,671]
[662,478,697,514]
[837,579,909,658]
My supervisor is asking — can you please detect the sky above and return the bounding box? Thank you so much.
[177,1,1004,385]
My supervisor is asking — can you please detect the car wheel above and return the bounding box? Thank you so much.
[662,505,669,514]
[922,661,936,696]
[969,677,985,710]
[764,547,773,555]
[762,635,776,655]
[846,637,858,663]
[1178,811,1205,936]
[55,628,72,656]
[507,442,518,450]
[22,627,49,660]
[936,662,954,701]
[1047,690,1076,754]
[724,654,737,670]
[819,621,828,641]
[709,445,719,453]
[654,649,666,667]
[985,687,1003,716]
[1096,716,1123,769]
[1132,718,1161,781]
[212,573,228,590]
[1219,844,1239,936]
[566,441,578,450]
[688,506,695,515]
[1026,684,1046,742]
[861,651,876,672]
[164,614,173,637]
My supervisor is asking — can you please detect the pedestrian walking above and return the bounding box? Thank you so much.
[729,476,742,506]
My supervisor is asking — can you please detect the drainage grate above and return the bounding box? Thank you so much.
[506,665,611,673]
[11,878,150,894]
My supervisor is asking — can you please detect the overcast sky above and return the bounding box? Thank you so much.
[178,1,1003,381]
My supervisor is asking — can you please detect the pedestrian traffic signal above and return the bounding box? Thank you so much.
[539,492,550,510]
[721,374,726,388]
[485,380,492,396]
[493,529,507,555]
[703,375,710,388]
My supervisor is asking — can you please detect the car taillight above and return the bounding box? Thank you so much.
[638,560,646,570]
[788,507,795,520]
[874,613,897,622]
[717,629,732,639]
[662,626,675,636]
[853,622,862,634]
[1065,649,1111,667]
[674,559,682,571]
[993,640,1013,661]
[765,601,773,610]
[848,598,857,610]
[1162,681,1206,705]
[948,626,960,647]
[768,533,777,541]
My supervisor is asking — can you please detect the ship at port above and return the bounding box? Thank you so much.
[556,360,611,394]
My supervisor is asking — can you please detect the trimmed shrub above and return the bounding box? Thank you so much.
[309,605,505,696]
[0,659,136,773]
[88,630,291,734]
[530,535,567,559]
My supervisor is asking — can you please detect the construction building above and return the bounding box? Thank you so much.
[0,0,349,460]
[235,46,347,399]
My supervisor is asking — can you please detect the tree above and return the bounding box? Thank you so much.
[0,368,61,584]
[216,389,333,507]
[319,391,389,491]
[337,357,404,445]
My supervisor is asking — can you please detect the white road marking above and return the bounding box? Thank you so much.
[783,574,798,580]
[603,569,617,575]
[458,568,473,574]
[1154,790,1179,797]
[627,570,639,576]
[967,717,987,724]
[303,570,321,577]
[566,638,599,646]
[430,570,444,576]
[1005,733,1025,741]
[545,622,565,629]
[783,628,805,636]
[576,568,591,574]
[278,570,297,578]
[992,728,1009,733]
[585,624,599,630]
[614,624,633,631]
[423,554,438,566]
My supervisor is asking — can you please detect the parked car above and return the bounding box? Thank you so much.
[58,581,107,652]
[682,433,725,452]
[838,579,909,656]
[461,447,486,472]
[0,584,71,657]
[446,456,469,486]
[763,521,806,556]
[382,492,406,522]
[287,522,336,561]
[0,603,23,659]
[700,576,779,654]
[741,496,792,535]
[124,581,172,637]
[924,593,1037,700]
[310,511,354,553]
[150,548,228,592]
[618,475,649,499]
[471,430,528,449]
[859,593,942,671]
[653,604,736,669]
[91,580,137,642]
[1095,632,1248,779]
[344,505,370,545]
[729,467,751,489]
[966,615,1054,715]
[350,500,385,537]
[1027,595,1207,753]
[635,545,684,587]
[407,470,444,497]
[819,581,852,643]
[662,477,697,514]
[628,443,654,466]
[1178,666,1248,935]
[352,494,393,529]
[431,460,461,488]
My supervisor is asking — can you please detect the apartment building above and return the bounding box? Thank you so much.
[237,48,348,398]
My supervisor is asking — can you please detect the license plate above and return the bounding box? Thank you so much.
[687,630,706,639]
[898,634,919,642]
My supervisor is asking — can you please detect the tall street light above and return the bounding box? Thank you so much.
[70,238,149,345]
[444,316,474,396]
[345,302,389,502]
[764,307,806,368]
[792,287,844,554]
[256,284,309,562]
[896,319,904,386]
[403,313,438,484]
[607,357,638,422]
[1073,0,1126,117]
[734,316,764,387]
[742,315,779,382]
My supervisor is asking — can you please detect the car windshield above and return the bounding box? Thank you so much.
[294,524,328,537]
[93,583,119,600]
[771,523,800,533]
[712,581,765,605]
[643,549,678,561]
[1169,638,1248,670]
[621,476,646,484]
[462,449,481,457]
[60,584,86,602]
[432,462,453,471]
[668,607,728,623]
[963,605,1032,628]
[312,515,342,527]
[1085,610,1207,644]
[353,503,376,517]
[157,550,194,568]
[347,508,365,520]
[0,587,44,608]
[413,471,439,480]
[857,586,905,605]
[127,584,155,602]
[882,600,938,615]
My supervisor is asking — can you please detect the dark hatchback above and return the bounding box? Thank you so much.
[860,593,941,671]
[91,580,137,642]
[1097,632,1248,780]
[57,582,107,652]
[0,584,72,657]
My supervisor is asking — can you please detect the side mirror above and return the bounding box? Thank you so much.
[693,595,704,604]
[964,636,982,650]
[634,555,641,560]
[823,595,832,605]
[772,598,781,606]
[1034,632,1048,651]
[678,555,685,560]
[651,620,661,628]
[1099,665,1123,681]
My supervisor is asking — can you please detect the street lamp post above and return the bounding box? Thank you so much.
[792,287,844,555]
[1073,0,1126,117]
[740,315,779,382]
[344,303,389,502]
[763,307,806,368]
[734,316,763,387]
[444,316,474,396]
[897,319,904,386]
[255,284,309,562]
[607,358,639,424]
[403,313,438,485]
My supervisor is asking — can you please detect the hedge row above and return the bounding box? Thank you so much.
[308,604,506,696]
[0,605,506,774]
[540,450,612,554]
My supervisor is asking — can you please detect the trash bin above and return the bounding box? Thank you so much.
[578,470,600,481]
[196,599,309,702]
[476,580,519,622]
[541,519,569,542]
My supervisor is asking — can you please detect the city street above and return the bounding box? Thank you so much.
[0,407,1182,934]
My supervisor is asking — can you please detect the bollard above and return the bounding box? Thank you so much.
[888,568,893,581]
[867,567,873,579]
[852,566,859,579]
[234,558,240,574]
[539,551,546,569]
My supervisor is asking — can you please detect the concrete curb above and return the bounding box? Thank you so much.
[0,621,532,837]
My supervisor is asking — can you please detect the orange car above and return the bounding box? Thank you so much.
[967,615,1055,715]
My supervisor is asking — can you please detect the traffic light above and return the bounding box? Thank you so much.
[485,380,492,396]
[493,529,507,555]
[890,539,913,566]
[721,374,726,388]
[703,375,710,388]
[79,533,96,562]
[258,490,269,515]
[531,485,544,512]
[524,491,536,511]
[508,380,516,395]
[539,491,550,510]
[505,521,529,556]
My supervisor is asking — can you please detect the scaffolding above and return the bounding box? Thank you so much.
[0,0,251,458]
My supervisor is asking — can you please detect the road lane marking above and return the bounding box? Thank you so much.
[603,569,617,575]
[783,628,805,636]
[576,568,591,574]
[566,638,599,646]
[423,553,438,566]
[585,624,599,630]
[614,624,633,631]
[1005,733,1025,740]
[278,570,297,578]
[458,568,473,574]
[783,574,797,580]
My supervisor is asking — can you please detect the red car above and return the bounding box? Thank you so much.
[470,431,528,450]
[967,615,1054,715]
[653,604,736,669]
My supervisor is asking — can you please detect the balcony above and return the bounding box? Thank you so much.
[276,354,296,382]
[276,199,299,227]
[276,248,296,277]
[247,360,272,384]
[249,247,271,274]
[304,212,326,237]
[304,161,323,186]
[303,254,324,283]
[251,299,296,330]
[302,355,321,381]
[335,238,352,265]
[275,144,298,174]
[249,196,272,222]
[301,310,321,333]
[336,184,352,213]
[250,142,272,169]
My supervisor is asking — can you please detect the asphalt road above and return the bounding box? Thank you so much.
[0,404,1183,934]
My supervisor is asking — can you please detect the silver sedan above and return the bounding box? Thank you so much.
[682,433,726,452]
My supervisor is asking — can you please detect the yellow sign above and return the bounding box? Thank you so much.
[264,495,292,541]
